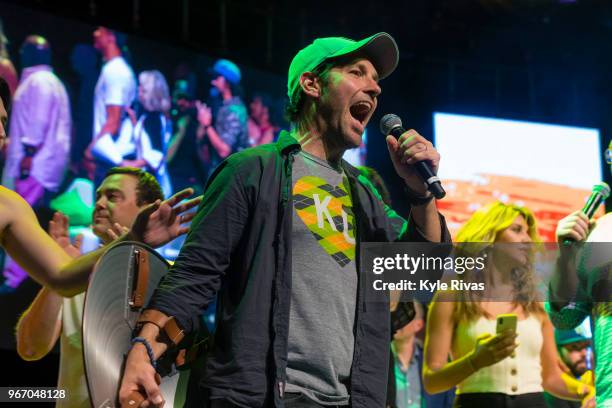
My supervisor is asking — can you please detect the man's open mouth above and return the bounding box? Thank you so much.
[349,101,372,125]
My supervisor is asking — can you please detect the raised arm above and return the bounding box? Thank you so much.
[1,186,75,293]
[16,212,82,361]
[549,211,591,307]
[548,211,599,330]
[385,130,442,242]
[196,101,231,158]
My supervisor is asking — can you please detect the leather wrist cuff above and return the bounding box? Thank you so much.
[136,309,185,347]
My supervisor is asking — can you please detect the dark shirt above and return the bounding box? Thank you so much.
[544,392,581,408]
[148,131,451,407]
[167,114,207,193]
[207,96,249,173]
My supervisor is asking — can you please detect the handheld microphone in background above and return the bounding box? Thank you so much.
[582,182,610,219]
[563,181,610,244]
[379,114,446,199]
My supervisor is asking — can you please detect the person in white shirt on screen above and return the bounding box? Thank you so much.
[86,26,137,186]
[2,35,71,208]
[1,35,71,290]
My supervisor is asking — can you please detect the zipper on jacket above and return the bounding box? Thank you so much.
[274,150,296,407]
[278,381,285,398]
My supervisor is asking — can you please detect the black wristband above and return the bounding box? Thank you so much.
[23,144,37,157]
[404,184,434,206]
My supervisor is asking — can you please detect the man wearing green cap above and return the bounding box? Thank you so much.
[119,33,450,408]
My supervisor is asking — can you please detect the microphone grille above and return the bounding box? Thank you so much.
[379,114,402,135]
[594,182,611,199]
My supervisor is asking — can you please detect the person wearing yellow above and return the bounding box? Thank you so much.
[423,202,594,407]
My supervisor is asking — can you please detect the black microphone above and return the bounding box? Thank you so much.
[563,182,610,244]
[379,114,446,199]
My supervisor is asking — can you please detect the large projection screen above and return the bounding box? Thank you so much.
[434,112,603,241]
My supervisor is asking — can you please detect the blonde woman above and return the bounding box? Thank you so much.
[423,202,594,407]
[123,70,173,197]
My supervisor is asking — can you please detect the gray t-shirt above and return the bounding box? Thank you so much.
[285,151,358,406]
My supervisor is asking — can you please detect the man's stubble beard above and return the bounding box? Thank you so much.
[318,105,364,156]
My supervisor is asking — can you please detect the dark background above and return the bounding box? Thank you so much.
[1,0,612,389]
[2,0,612,210]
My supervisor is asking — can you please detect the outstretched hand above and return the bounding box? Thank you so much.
[129,188,202,248]
[48,212,83,258]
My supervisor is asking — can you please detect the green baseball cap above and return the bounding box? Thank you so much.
[287,32,399,105]
[555,327,591,347]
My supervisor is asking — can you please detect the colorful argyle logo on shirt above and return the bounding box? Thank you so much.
[293,175,355,267]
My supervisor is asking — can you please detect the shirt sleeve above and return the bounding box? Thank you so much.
[547,240,598,330]
[147,158,251,334]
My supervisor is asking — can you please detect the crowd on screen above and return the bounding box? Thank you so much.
[0,24,284,289]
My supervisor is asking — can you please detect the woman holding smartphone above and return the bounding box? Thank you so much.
[423,202,594,407]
